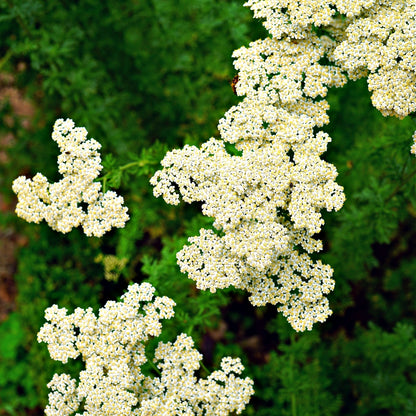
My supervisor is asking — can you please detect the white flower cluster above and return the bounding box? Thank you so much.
[38,282,254,416]
[12,118,129,237]
[140,336,254,415]
[333,0,416,118]
[151,16,347,332]
[243,0,416,120]
[151,0,416,331]
[243,0,376,40]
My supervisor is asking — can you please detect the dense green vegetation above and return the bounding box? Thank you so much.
[0,0,415,415]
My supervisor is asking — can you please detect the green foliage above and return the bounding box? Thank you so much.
[252,320,342,416]
[330,322,416,416]
[0,226,102,411]
[141,214,230,344]
[322,79,416,319]
[1,1,416,415]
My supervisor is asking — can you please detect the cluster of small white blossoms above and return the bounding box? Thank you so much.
[151,0,416,330]
[151,3,352,331]
[243,0,377,40]
[333,0,416,119]
[38,282,254,416]
[12,118,129,237]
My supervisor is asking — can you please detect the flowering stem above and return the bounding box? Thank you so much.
[149,360,162,376]
[119,161,145,171]
[98,160,158,192]
[145,350,162,376]
[200,361,210,375]
[102,176,108,193]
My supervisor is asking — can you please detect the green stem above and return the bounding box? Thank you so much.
[0,49,13,71]
[102,176,107,193]
[148,359,161,376]
[97,159,157,185]
[399,156,410,179]
[200,361,210,375]
[145,347,161,376]
[119,161,143,171]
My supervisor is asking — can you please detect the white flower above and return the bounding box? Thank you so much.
[12,119,129,237]
[333,0,416,118]
[39,283,254,415]
[150,31,345,331]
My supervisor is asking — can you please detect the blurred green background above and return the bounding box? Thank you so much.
[0,1,415,415]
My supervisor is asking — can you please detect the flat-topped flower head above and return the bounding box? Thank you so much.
[12,118,129,237]
[334,0,416,118]
[243,0,377,40]
[38,283,254,415]
[150,0,352,332]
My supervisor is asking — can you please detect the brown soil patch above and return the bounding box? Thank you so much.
[0,68,35,322]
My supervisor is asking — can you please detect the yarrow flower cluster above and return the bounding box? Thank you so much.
[38,282,254,416]
[151,0,416,331]
[333,0,416,119]
[151,11,346,333]
[15,1,416,412]
[12,118,129,237]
